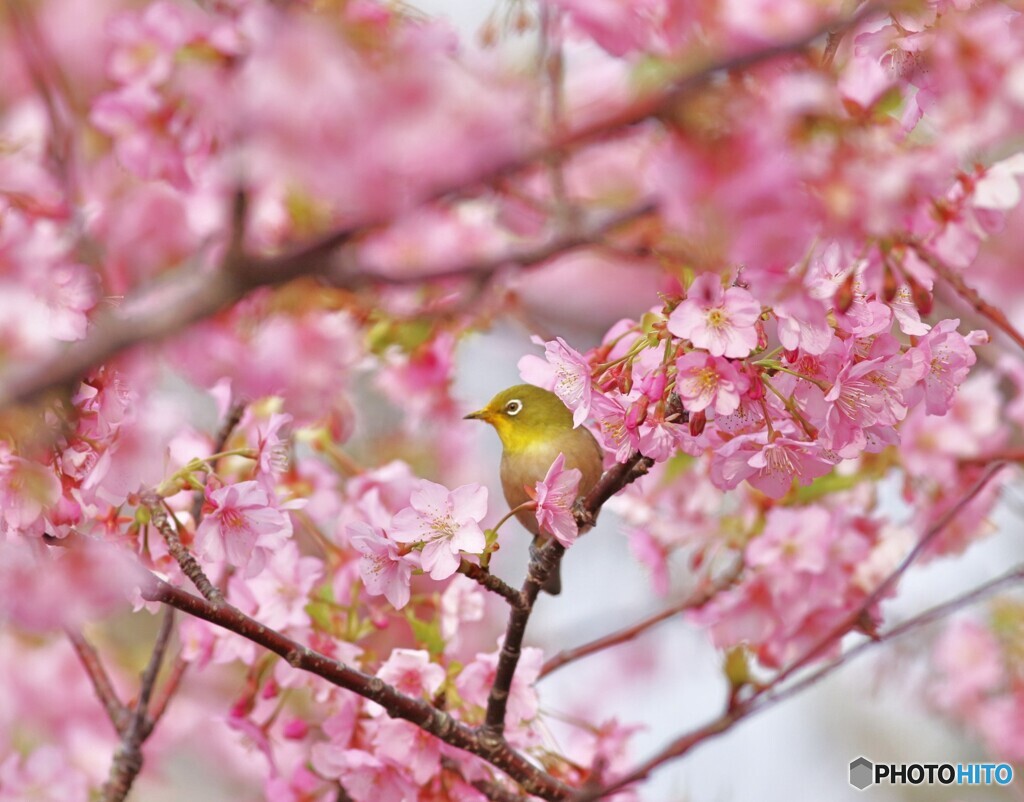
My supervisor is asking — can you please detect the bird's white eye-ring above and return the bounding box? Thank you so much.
[505,399,523,416]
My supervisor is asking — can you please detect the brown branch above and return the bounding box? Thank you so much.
[147,654,188,726]
[142,492,223,605]
[459,559,525,609]
[914,244,1024,355]
[138,573,573,801]
[0,0,879,412]
[540,563,742,679]
[481,452,655,741]
[586,561,1024,800]
[335,202,656,288]
[66,629,129,735]
[100,608,176,802]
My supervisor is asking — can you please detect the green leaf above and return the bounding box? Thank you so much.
[404,609,445,657]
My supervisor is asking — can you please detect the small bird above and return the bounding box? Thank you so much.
[464,384,604,594]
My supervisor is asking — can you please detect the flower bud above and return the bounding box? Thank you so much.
[836,272,856,313]
[283,718,309,740]
[882,266,898,302]
[910,278,933,315]
[689,409,707,437]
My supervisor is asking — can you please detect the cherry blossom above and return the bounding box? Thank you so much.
[348,521,416,610]
[674,351,749,416]
[668,273,762,358]
[519,336,595,427]
[532,452,583,547]
[195,480,293,577]
[389,480,488,580]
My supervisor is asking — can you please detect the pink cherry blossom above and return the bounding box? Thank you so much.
[348,521,415,610]
[674,351,749,416]
[711,433,838,499]
[0,444,61,533]
[533,453,583,547]
[931,618,1005,714]
[589,392,640,463]
[440,575,485,648]
[311,749,414,802]
[0,746,90,802]
[668,273,761,358]
[376,649,445,700]
[195,480,293,577]
[518,336,594,427]
[389,481,487,580]
[229,540,322,632]
[903,318,981,415]
[372,719,441,784]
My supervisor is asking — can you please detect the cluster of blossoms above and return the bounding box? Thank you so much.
[1,0,1024,797]
[929,610,1024,762]
[517,250,996,663]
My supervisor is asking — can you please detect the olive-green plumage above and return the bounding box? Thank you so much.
[464,384,604,595]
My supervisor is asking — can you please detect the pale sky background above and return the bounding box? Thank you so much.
[422,2,1023,799]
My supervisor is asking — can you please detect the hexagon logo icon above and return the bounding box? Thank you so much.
[850,757,874,790]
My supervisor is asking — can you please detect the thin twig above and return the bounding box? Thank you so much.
[147,655,188,727]
[66,629,129,735]
[100,609,176,802]
[913,244,1024,355]
[143,492,224,605]
[762,461,1005,690]
[139,573,573,801]
[586,562,1024,800]
[459,559,525,609]
[540,563,742,678]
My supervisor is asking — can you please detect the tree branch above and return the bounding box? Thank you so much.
[481,452,655,741]
[586,561,1024,800]
[458,559,525,609]
[540,563,742,679]
[0,0,879,412]
[913,243,1024,355]
[143,492,223,605]
[100,608,176,802]
[139,573,574,801]
[66,628,129,736]
[763,461,1005,689]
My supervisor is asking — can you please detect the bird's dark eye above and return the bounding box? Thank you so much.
[505,399,523,416]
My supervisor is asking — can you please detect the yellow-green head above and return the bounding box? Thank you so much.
[463,384,574,453]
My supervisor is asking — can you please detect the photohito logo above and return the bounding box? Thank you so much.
[849,757,1014,790]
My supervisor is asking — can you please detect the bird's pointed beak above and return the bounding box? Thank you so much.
[463,408,491,422]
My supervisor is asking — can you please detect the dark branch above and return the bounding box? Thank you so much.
[66,629,129,736]
[913,243,1024,355]
[459,559,525,609]
[139,573,574,801]
[100,608,176,802]
[143,492,224,605]
[481,451,654,740]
